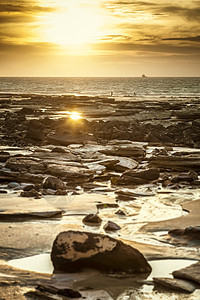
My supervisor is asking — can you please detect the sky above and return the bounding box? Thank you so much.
[0,0,200,77]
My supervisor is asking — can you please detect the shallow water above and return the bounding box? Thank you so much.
[9,254,199,299]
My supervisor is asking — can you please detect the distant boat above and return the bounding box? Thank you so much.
[142,74,147,78]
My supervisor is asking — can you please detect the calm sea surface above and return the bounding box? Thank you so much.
[0,77,200,101]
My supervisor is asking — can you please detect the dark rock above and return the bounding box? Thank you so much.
[51,147,67,153]
[43,176,66,190]
[82,214,102,226]
[115,209,126,216]
[36,284,82,298]
[26,128,45,142]
[0,151,10,162]
[104,221,121,231]
[18,107,35,115]
[171,171,198,183]
[51,230,152,274]
[23,184,35,191]
[117,168,160,185]
[153,277,196,293]
[20,189,41,198]
[173,261,200,285]
[169,226,200,241]
[54,189,68,195]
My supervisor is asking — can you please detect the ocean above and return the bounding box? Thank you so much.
[0,77,200,101]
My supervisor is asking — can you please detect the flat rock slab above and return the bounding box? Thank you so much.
[153,277,196,293]
[0,194,62,219]
[45,193,116,215]
[173,261,200,285]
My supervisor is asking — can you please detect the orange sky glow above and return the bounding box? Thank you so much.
[0,0,200,76]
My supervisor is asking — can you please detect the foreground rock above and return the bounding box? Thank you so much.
[173,261,200,285]
[117,168,160,185]
[51,231,151,274]
[153,277,196,293]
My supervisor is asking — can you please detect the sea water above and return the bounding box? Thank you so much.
[0,77,200,101]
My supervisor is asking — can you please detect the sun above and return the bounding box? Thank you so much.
[69,111,82,121]
[43,2,103,46]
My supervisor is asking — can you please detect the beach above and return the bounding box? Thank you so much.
[0,92,200,299]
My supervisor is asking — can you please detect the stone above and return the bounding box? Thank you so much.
[26,128,45,142]
[153,277,196,293]
[18,107,35,115]
[173,261,200,285]
[82,214,102,225]
[109,156,138,172]
[43,176,66,190]
[103,221,121,231]
[51,147,67,153]
[0,151,10,162]
[115,209,126,216]
[20,189,41,198]
[46,164,94,183]
[171,171,198,183]
[6,157,46,174]
[23,184,35,191]
[36,284,82,298]
[51,230,152,273]
[117,168,160,185]
[100,144,146,159]
[169,226,200,241]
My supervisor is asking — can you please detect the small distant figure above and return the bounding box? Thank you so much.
[134,92,136,96]
[111,91,113,96]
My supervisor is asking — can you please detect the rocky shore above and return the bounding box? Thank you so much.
[0,93,200,299]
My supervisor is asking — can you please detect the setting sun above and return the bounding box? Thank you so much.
[69,111,82,121]
[42,2,103,46]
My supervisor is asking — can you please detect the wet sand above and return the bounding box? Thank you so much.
[0,93,200,299]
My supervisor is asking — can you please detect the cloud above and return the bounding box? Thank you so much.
[0,3,54,13]
[163,35,200,42]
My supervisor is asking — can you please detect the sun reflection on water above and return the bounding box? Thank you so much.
[69,111,82,121]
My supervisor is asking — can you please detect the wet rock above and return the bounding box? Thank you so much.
[20,189,41,198]
[0,151,10,162]
[103,221,121,231]
[26,128,45,142]
[36,284,82,298]
[153,277,196,293]
[115,209,126,216]
[18,107,35,115]
[6,157,46,174]
[100,144,146,159]
[43,176,66,190]
[109,156,138,172]
[54,189,68,195]
[169,226,200,241]
[23,184,35,191]
[82,213,102,226]
[46,164,94,183]
[171,171,198,183]
[51,230,152,273]
[149,154,200,171]
[51,147,67,153]
[117,168,160,185]
[173,261,200,285]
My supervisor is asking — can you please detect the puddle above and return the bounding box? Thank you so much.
[9,254,197,279]
[9,253,53,274]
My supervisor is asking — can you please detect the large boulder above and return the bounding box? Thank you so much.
[51,231,151,274]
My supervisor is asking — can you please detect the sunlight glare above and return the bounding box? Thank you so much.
[43,2,103,46]
[69,111,82,121]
